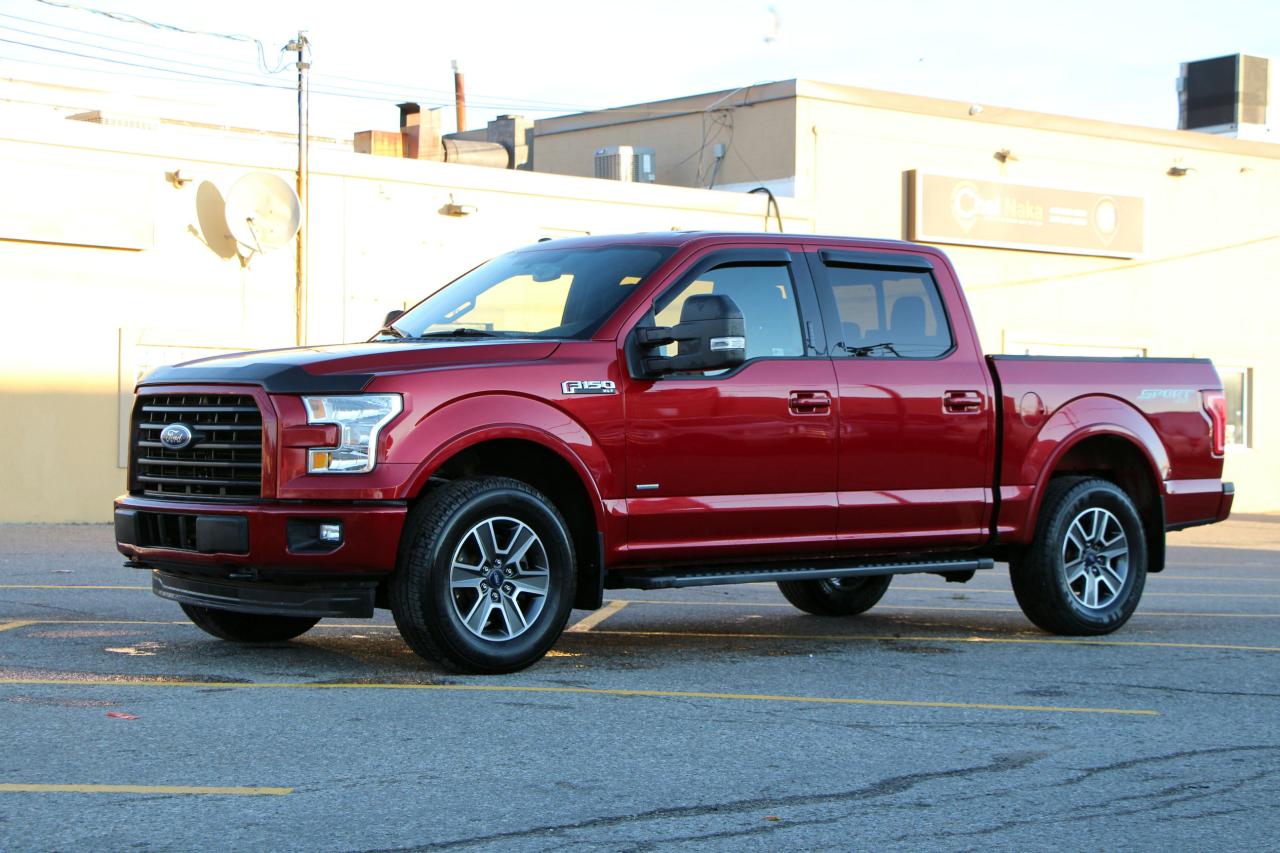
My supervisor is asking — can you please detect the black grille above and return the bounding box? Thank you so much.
[136,512,199,550]
[131,393,263,500]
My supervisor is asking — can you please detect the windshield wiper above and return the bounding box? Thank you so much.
[842,341,901,357]
[418,328,504,339]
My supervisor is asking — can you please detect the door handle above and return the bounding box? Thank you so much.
[789,390,831,415]
[943,390,984,413]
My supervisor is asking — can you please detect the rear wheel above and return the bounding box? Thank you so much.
[777,575,893,616]
[390,477,576,674]
[1010,476,1147,635]
[180,603,319,643]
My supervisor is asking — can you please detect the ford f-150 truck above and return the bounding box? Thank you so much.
[115,232,1234,673]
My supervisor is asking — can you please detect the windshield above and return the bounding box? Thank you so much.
[384,245,675,340]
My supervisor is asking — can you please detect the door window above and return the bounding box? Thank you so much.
[824,266,953,358]
[653,263,805,362]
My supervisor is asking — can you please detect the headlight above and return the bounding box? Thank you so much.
[302,394,402,474]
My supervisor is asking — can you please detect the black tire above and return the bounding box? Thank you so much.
[180,603,319,643]
[1010,476,1148,635]
[777,575,893,616]
[390,477,576,674]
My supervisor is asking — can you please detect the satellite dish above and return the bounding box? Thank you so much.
[224,172,301,258]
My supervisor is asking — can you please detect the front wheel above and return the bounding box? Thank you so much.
[777,575,892,616]
[390,477,576,674]
[180,603,319,642]
[1010,477,1148,635]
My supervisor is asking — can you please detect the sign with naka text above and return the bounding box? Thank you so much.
[908,172,1145,258]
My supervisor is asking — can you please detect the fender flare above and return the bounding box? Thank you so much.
[397,394,613,535]
[1017,396,1168,538]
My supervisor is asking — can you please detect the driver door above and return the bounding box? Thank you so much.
[620,247,839,565]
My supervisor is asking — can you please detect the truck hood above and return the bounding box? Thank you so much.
[137,339,562,394]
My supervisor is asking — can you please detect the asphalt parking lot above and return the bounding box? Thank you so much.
[1,519,1277,852]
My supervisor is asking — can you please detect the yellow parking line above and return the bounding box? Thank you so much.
[11,618,1263,652]
[1157,575,1280,583]
[608,599,1280,619]
[0,783,291,796]
[886,604,1280,619]
[582,629,1280,654]
[0,620,186,627]
[565,599,629,633]
[0,677,1157,716]
[889,585,1280,600]
[0,585,150,590]
[1168,543,1280,553]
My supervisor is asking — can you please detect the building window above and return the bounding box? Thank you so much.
[1220,367,1252,448]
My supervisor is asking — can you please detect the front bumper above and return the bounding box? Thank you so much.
[114,495,407,578]
[153,570,376,618]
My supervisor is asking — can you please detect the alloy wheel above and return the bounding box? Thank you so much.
[1061,507,1129,610]
[449,516,550,641]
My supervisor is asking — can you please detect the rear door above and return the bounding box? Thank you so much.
[621,246,839,564]
[807,249,994,550]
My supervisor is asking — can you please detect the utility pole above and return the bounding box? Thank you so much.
[291,31,310,347]
[452,59,466,133]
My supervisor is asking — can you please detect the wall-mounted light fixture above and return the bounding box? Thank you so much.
[165,169,193,188]
[993,149,1017,163]
[1167,165,1195,177]
[439,193,477,216]
[968,104,984,116]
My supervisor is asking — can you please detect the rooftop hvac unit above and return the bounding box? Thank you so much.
[1178,53,1273,140]
[594,145,656,183]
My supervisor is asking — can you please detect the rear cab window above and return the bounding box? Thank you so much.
[821,264,954,358]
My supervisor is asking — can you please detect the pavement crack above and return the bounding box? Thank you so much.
[1061,744,1280,786]
[1096,681,1280,699]
[351,750,1046,852]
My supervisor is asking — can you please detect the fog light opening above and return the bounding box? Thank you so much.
[286,519,345,553]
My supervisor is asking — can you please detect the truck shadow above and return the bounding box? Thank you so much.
[253,608,1037,676]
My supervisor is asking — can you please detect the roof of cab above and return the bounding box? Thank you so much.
[519,231,930,254]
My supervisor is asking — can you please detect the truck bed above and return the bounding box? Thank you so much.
[990,355,1229,541]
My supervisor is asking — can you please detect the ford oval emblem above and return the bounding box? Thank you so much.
[159,423,194,450]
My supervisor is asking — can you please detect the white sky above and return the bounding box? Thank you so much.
[1,0,1278,138]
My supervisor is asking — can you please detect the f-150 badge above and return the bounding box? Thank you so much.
[562,380,617,395]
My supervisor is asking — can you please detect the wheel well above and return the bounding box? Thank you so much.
[1051,435,1166,573]
[423,439,603,607]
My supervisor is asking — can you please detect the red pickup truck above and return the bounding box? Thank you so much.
[115,232,1233,672]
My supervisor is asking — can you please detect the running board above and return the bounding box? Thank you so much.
[614,557,994,590]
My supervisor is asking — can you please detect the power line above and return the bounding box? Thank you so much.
[0,35,298,91]
[0,9,261,65]
[0,22,603,116]
[22,0,608,113]
[0,37,635,117]
[0,22,282,82]
[0,36,465,108]
[14,2,789,122]
[32,0,290,72]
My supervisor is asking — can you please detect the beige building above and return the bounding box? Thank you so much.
[0,81,810,523]
[2,73,1277,521]
[533,79,1280,512]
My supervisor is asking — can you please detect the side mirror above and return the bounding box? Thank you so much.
[636,294,746,376]
[383,309,405,327]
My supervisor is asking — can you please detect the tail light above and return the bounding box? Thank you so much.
[1202,390,1226,456]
